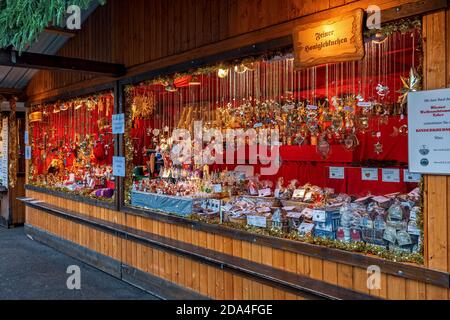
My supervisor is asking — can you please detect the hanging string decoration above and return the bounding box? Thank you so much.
[8,97,18,188]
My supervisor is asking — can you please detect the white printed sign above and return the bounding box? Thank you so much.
[404,169,421,183]
[112,113,125,134]
[25,146,32,160]
[408,88,450,175]
[247,215,267,228]
[382,168,400,183]
[329,167,345,179]
[113,156,126,177]
[361,168,378,181]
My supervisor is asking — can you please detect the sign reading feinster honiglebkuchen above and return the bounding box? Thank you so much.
[293,9,365,70]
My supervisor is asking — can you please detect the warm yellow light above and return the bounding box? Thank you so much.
[217,68,229,78]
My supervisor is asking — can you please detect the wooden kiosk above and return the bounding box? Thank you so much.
[19,0,450,299]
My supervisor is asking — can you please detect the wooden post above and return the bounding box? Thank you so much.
[423,9,449,299]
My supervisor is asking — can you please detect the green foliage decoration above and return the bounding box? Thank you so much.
[0,0,106,52]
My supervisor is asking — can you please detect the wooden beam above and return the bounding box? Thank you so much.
[0,49,126,77]
[381,0,448,23]
[26,0,449,103]
[0,87,26,101]
[44,26,77,38]
[0,87,22,96]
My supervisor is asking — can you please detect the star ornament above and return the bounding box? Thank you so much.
[397,67,422,106]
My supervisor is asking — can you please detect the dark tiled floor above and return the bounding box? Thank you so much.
[0,227,158,300]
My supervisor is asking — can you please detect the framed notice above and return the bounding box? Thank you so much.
[293,9,365,70]
[382,168,400,183]
[329,167,345,179]
[408,88,450,175]
[361,168,378,181]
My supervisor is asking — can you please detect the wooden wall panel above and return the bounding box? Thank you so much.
[25,188,450,299]
[25,0,422,101]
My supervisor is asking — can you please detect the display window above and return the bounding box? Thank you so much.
[28,91,116,202]
[124,20,423,263]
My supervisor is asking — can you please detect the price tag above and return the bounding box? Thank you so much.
[361,168,378,181]
[247,215,267,228]
[357,101,373,108]
[213,184,222,193]
[112,113,125,134]
[25,146,32,160]
[403,169,421,183]
[292,189,306,199]
[24,131,29,145]
[258,188,271,197]
[329,167,345,179]
[113,156,126,177]
[382,168,400,183]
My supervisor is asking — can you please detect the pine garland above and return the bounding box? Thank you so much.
[0,0,106,52]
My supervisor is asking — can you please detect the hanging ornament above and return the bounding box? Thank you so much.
[379,111,389,125]
[343,131,359,151]
[234,64,248,74]
[397,67,422,107]
[60,102,69,111]
[306,113,319,135]
[243,62,256,71]
[376,84,390,97]
[356,114,370,133]
[391,124,409,137]
[165,83,178,92]
[398,124,408,136]
[331,114,343,133]
[374,141,384,155]
[317,135,331,159]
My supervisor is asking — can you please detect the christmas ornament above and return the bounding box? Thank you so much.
[397,67,422,106]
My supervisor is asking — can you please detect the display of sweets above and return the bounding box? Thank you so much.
[214,187,422,254]
[48,165,115,199]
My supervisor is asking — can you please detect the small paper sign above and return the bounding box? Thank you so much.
[213,184,222,193]
[24,131,29,145]
[382,168,400,183]
[247,215,267,228]
[404,169,421,183]
[292,189,306,199]
[113,156,126,177]
[258,188,271,197]
[329,167,345,179]
[357,101,373,108]
[112,113,125,134]
[361,168,378,181]
[25,146,32,160]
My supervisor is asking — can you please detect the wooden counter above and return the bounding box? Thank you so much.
[23,187,450,299]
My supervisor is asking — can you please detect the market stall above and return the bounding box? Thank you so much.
[27,91,116,205]
[21,0,450,300]
[122,20,422,261]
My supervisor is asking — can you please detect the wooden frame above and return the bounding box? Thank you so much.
[292,9,365,70]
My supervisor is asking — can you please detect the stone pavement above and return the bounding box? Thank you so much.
[0,227,158,300]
